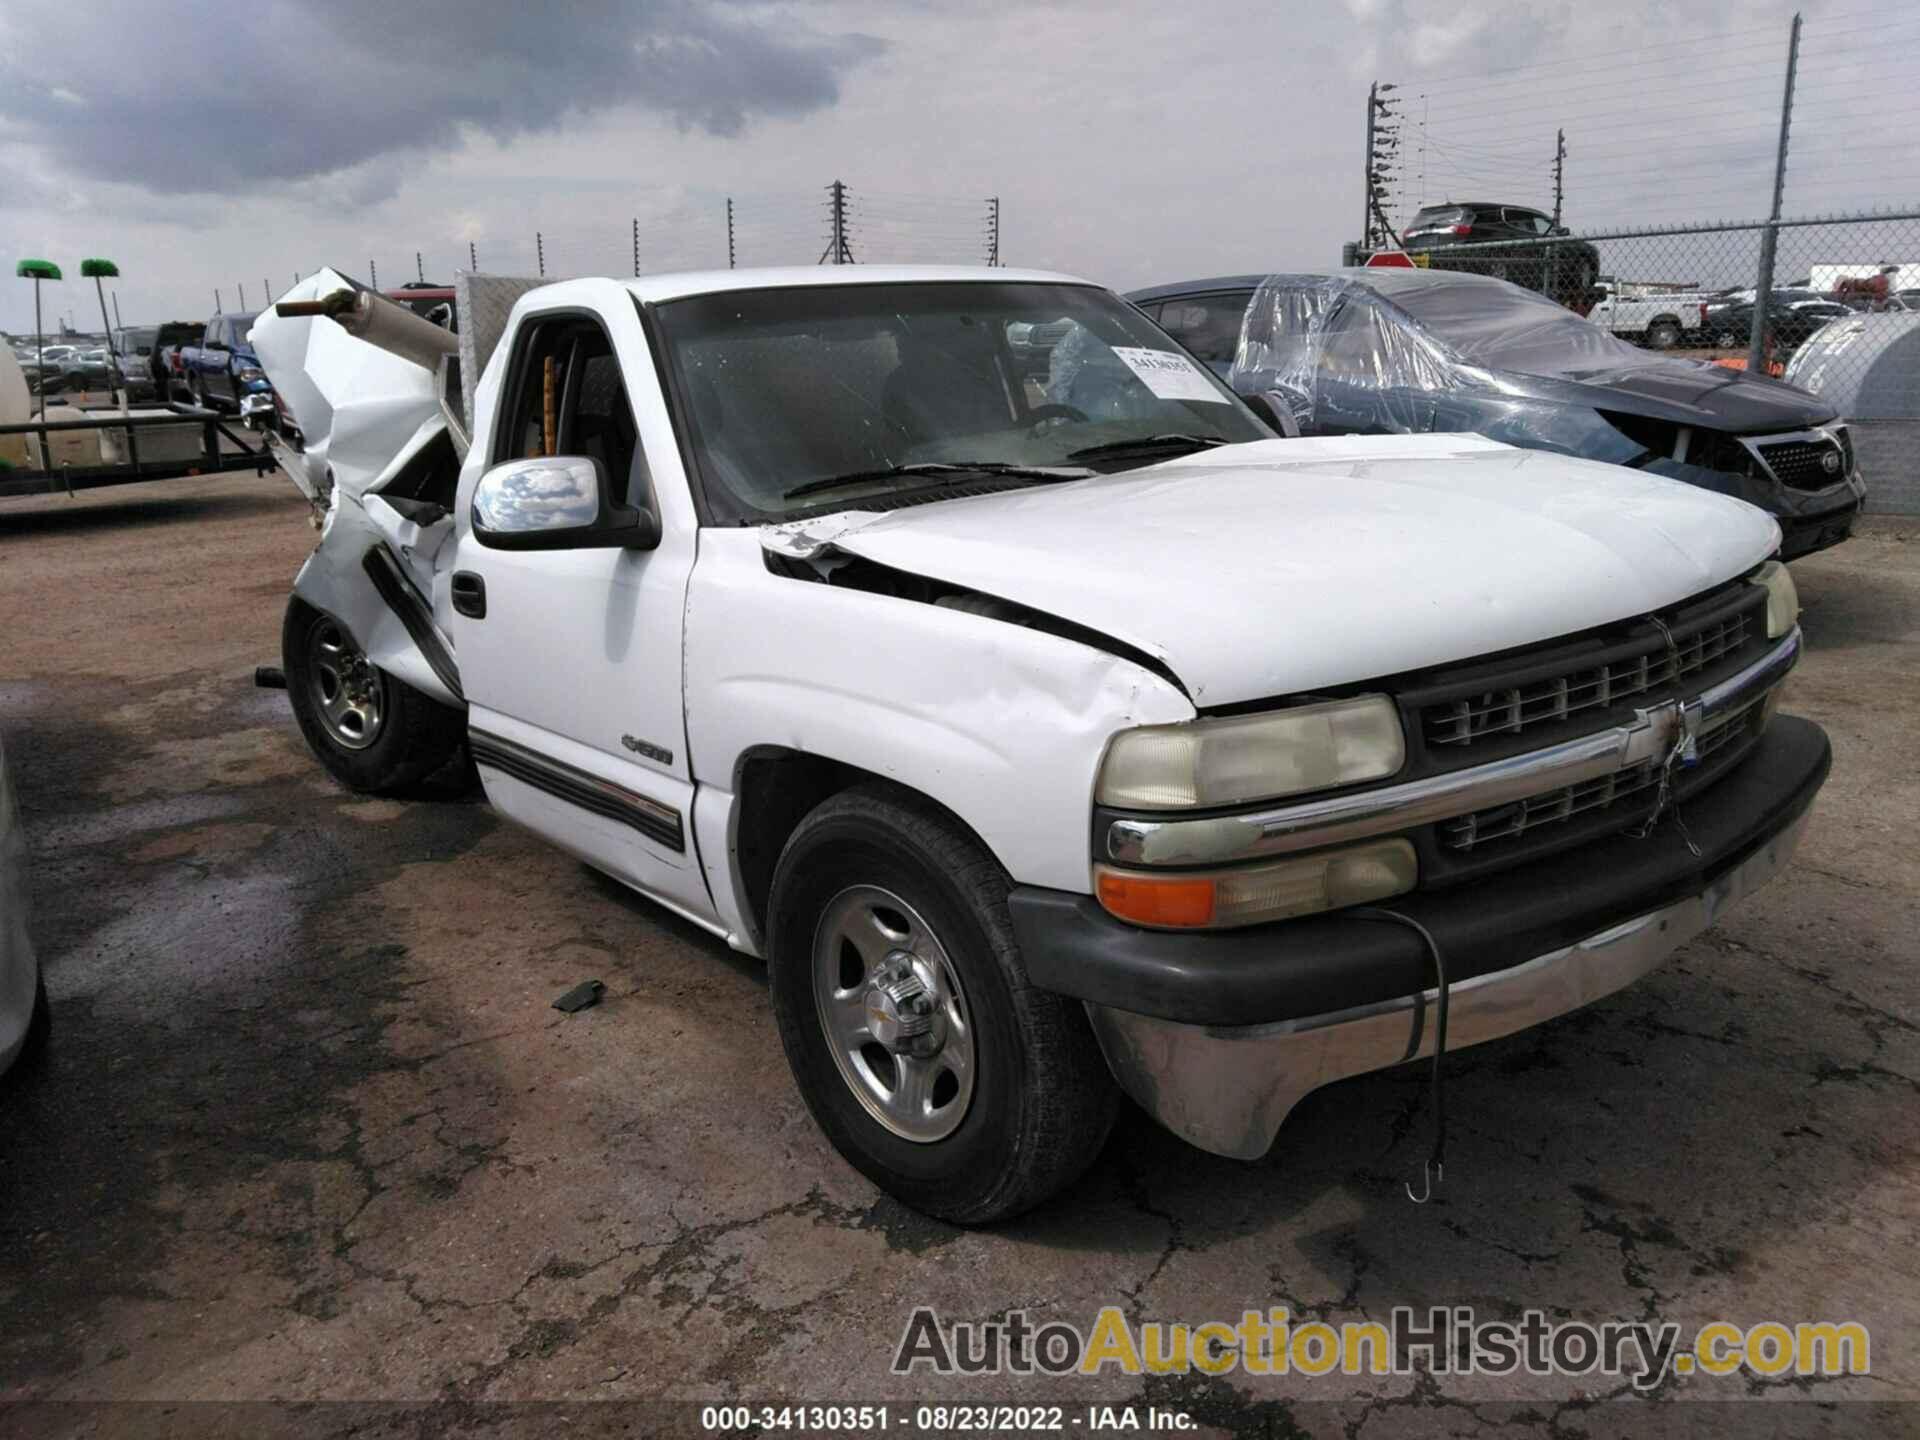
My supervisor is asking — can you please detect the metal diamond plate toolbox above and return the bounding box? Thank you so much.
[455,273,547,435]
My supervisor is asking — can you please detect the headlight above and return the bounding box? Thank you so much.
[1750,560,1799,639]
[1096,695,1405,810]
[1094,838,1417,929]
[237,366,266,384]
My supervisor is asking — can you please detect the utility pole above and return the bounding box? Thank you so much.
[263,278,271,304]
[727,197,736,269]
[214,288,223,313]
[416,252,424,283]
[987,196,1000,266]
[1748,12,1802,375]
[369,259,377,289]
[1363,82,1377,248]
[1363,83,1402,250]
[112,292,123,332]
[238,282,247,309]
[469,241,477,272]
[536,231,545,277]
[633,217,640,278]
[1552,128,1566,227]
[819,180,854,265]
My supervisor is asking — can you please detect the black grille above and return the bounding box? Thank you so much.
[1440,703,1755,853]
[1423,606,1754,751]
[1756,435,1847,491]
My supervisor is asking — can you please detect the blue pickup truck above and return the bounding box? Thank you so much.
[177,311,274,421]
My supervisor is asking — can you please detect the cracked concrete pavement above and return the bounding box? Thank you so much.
[0,475,1914,1436]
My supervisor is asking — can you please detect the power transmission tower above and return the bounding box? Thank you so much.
[416,252,425,283]
[987,196,1000,266]
[633,218,640,277]
[819,180,855,265]
[469,241,477,271]
[536,232,545,277]
[1363,81,1403,250]
[238,282,247,309]
[1552,129,1566,226]
[263,278,271,304]
[369,259,378,288]
[727,198,736,269]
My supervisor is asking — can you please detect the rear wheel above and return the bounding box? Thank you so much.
[767,785,1117,1224]
[283,598,465,793]
[1646,318,1683,349]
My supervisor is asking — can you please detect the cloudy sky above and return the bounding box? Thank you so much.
[1,0,1911,334]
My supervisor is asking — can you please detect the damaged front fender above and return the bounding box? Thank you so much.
[254,269,464,710]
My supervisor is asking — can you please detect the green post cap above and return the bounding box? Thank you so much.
[80,258,120,278]
[15,258,61,280]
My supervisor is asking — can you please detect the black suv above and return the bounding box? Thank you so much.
[1399,202,1601,308]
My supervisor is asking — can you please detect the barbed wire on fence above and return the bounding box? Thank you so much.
[325,183,1003,290]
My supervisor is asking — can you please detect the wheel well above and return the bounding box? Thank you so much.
[731,749,997,946]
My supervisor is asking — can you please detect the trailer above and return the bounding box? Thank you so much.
[0,404,275,500]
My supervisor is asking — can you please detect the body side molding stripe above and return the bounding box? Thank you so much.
[470,729,685,852]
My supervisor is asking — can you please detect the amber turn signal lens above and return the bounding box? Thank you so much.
[1095,838,1418,929]
[1095,870,1217,928]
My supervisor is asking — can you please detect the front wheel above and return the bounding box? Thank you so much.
[282,599,465,793]
[767,785,1117,1224]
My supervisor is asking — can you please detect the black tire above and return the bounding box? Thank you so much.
[766,784,1117,1225]
[282,598,465,794]
[1646,318,1682,350]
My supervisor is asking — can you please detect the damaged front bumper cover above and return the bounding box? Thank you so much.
[1010,714,1830,1159]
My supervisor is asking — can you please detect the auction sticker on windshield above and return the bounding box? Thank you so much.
[1111,346,1229,403]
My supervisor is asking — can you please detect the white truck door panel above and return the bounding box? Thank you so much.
[450,293,714,928]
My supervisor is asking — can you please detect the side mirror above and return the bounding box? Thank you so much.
[471,455,659,552]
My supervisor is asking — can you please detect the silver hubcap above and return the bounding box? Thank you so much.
[813,885,975,1143]
[309,620,386,751]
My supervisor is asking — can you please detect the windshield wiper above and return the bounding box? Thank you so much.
[1065,434,1232,461]
[782,461,1088,502]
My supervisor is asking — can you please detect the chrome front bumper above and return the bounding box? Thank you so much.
[1084,808,1809,1160]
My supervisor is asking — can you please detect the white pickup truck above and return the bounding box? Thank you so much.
[1586,283,1710,349]
[253,265,1827,1222]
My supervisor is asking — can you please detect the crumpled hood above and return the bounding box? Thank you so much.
[766,435,1780,707]
[248,267,443,500]
[1491,356,1837,432]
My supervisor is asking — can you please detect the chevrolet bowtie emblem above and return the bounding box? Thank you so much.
[1628,699,1702,768]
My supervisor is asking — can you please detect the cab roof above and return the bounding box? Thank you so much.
[614,264,1093,305]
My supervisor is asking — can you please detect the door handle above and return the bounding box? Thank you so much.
[451,571,487,619]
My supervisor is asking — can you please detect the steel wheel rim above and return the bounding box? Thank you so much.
[813,884,975,1143]
[308,619,386,751]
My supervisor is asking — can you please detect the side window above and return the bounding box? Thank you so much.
[1157,293,1253,364]
[494,316,651,511]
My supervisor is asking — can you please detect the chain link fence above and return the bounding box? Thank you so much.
[1348,207,1920,514]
